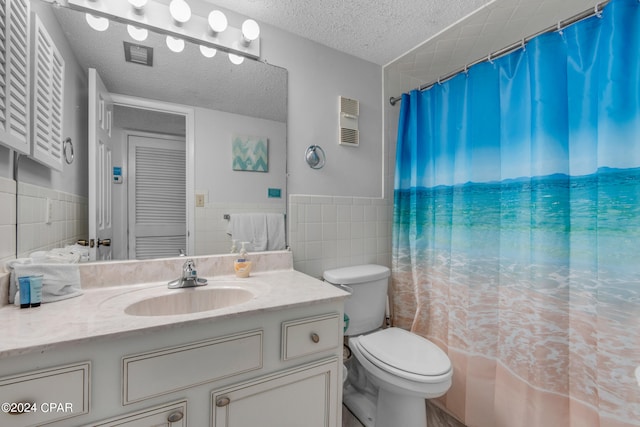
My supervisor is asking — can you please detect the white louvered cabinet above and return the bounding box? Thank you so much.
[0,0,30,154]
[31,14,65,170]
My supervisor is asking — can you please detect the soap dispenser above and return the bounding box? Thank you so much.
[234,242,252,278]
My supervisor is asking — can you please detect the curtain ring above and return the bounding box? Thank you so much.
[63,137,74,165]
[594,5,602,18]
[521,38,526,52]
[557,21,563,35]
[487,53,494,64]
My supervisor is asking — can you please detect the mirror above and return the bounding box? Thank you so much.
[18,1,287,260]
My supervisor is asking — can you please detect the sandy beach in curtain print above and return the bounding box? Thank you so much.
[391,168,640,426]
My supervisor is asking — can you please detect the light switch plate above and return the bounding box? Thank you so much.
[195,194,205,207]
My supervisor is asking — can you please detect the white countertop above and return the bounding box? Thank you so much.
[0,269,348,359]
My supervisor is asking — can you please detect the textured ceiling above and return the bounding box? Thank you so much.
[192,0,492,66]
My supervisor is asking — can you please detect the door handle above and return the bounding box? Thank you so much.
[76,239,90,247]
[97,239,111,247]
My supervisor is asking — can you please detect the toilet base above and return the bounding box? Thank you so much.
[343,382,428,427]
[343,383,376,427]
[376,387,427,427]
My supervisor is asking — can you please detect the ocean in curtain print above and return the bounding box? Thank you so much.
[393,167,640,424]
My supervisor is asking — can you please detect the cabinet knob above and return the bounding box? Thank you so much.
[216,397,231,407]
[167,410,184,422]
[311,333,320,343]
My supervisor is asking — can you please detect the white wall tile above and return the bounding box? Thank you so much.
[289,194,392,277]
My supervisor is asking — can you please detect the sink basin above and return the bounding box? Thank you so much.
[125,287,254,316]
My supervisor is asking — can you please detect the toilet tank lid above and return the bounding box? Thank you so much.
[323,264,390,285]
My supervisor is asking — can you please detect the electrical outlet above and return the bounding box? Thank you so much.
[195,194,205,207]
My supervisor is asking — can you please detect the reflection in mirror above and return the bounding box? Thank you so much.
[18,1,287,260]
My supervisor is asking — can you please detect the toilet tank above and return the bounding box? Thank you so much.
[323,264,390,336]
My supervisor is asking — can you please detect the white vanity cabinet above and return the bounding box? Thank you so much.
[0,301,344,427]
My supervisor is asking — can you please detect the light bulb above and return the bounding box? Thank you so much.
[241,19,260,43]
[208,10,227,33]
[166,36,185,53]
[127,25,148,41]
[128,0,148,9]
[169,0,191,24]
[200,45,217,58]
[228,52,244,65]
[85,13,109,32]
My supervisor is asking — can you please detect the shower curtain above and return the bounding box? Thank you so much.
[391,0,640,426]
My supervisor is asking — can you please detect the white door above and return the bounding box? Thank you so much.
[88,68,114,261]
[128,134,186,259]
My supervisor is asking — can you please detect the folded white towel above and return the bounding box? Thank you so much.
[228,213,269,251]
[228,213,286,252]
[265,213,285,251]
[10,263,83,304]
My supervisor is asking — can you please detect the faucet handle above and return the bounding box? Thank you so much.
[183,259,197,278]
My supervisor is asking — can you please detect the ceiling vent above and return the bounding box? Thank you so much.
[124,41,153,67]
[339,96,359,146]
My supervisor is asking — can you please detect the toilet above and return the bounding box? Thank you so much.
[323,265,452,427]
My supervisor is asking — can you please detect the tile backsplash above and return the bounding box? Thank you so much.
[15,181,87,259]
[289,194,392,279]
[0,177,16,268]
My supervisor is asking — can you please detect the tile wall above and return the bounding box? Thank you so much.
[0,177,16,304]
[15,182,88,259]
[0,177,16,267]
[288,195,393,279]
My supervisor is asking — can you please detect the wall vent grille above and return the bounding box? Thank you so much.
[124,42,153,67]
[339,96,359,146]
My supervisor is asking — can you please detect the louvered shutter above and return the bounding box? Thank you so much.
[131,142,186,260]
[31,15,64,170]
[0,0,30,154]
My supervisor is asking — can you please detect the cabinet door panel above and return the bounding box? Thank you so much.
[212,358,339,427]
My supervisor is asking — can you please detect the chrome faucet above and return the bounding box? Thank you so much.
[168,258,208,289]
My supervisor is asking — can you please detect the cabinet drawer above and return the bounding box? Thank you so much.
[0,362,90,427]
[282,313,341,360]
[93,400,187,426]
[123,329,262,404]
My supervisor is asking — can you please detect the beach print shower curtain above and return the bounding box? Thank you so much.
[392,0,640,425]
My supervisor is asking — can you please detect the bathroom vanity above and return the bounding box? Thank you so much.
[0,252,347,426]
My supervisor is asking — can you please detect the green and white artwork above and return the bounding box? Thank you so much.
[232,135,269,172]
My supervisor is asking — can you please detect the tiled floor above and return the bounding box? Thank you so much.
[342,401,466,427]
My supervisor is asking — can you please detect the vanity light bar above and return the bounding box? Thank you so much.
[66,0,260,60]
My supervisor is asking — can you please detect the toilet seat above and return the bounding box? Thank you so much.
[356,328,451,383]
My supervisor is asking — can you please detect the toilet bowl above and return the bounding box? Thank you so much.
[347,328,452,427]
[323,265,453,427]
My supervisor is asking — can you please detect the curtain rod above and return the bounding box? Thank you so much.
[389,1,611,106]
